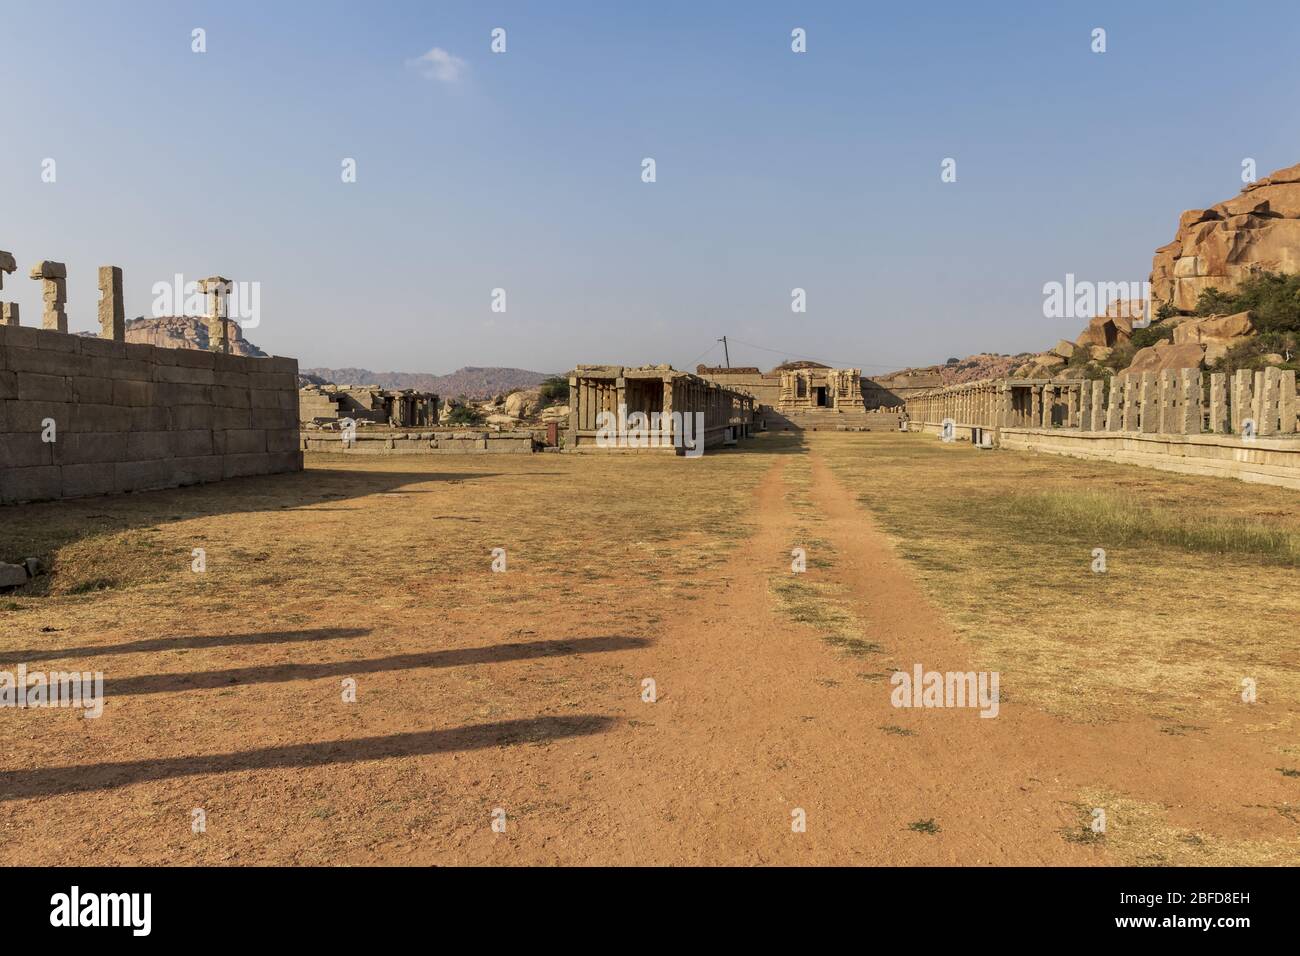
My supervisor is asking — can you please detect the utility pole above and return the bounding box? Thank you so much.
[718,336,730,368]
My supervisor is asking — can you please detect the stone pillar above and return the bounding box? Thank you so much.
[199,276,232,353]
[1156,370,1175,433]
[1090,380,1104,431]
[1140,372,1158,433]
[1231,371,1252,433]
[1121,377,1138,431]
[1280,370,1297,434]
[1078,381,1092,430]
[29,260,68,332]
[1179,369,1201,434]
[1208,373,1228,433]
[1258,367,1281,437]
[1067,384,1080,428]
[1041,384,1054,428]
[97,266,125,342]
[1105,378,1121,431]
[0,250,15,322]
[1252,371,1265,433]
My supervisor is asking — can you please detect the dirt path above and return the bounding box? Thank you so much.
[453,450,1102,864]
[467,446,1293,864]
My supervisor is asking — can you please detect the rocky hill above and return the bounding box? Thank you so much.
[302,365,553,398]
[895,353,1033,386]
[994,162,1300,383]
[76,316,266,357]
[1152,162,1300,313]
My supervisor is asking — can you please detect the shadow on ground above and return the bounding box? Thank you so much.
[1,627,371,666]
[99,635,652,697]
[0,715,617,801]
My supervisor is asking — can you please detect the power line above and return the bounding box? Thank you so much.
[724,337,927,371]
[686,339,722,369]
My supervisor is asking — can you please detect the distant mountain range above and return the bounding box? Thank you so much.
[301,365,555,398]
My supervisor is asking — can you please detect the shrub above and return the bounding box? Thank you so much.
[537,376,569,406]
[1194,271,1300,335]
[1129,323,1175,350]
[445,404,484,425]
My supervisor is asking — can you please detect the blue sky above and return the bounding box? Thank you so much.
[2,1,1298,374]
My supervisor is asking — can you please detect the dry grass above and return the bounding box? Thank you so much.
[765,452,882,658]
[1063,790,1299,866]
[0,444,777,639]
[815,431,1300,733]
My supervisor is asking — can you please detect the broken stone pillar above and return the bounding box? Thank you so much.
[1091,380,1104,431]
[0,249,15,292]
[97,266,125,342]
[1140,372,1159,433]
[1179,369,1201,434]
[1078,381,1093,430]
[29,260,67,332]
[199,276,232,353]
[0,252,16,326]
[1280,370,1297,434]
[1208,373,1228,433]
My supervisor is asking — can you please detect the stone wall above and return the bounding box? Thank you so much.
[301,429,537,454]
[997,429,1300,491]
[1,323,302,504]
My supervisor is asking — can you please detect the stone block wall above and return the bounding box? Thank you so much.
[1,323,303,504]
[300,429,537,454]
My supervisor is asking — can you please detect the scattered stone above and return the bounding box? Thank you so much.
[0,562,29,589]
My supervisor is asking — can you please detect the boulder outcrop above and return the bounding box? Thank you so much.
[1151,162,1300,313]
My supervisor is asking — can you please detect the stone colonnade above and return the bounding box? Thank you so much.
[906,370,1299,437]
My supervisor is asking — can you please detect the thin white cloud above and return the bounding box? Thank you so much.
[408,47,467,84]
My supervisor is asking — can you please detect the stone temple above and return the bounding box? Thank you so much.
[695,361,933,429]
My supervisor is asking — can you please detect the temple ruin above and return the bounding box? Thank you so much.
[299,383,439,428]
[568,365,759,453]
[0,251,302,505]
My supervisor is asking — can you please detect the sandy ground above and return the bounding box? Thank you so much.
[0,434,1294,864]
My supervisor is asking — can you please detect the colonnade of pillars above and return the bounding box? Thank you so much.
[906,369,1298,437]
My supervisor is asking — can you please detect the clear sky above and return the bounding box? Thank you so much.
[2,1,1298,374]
